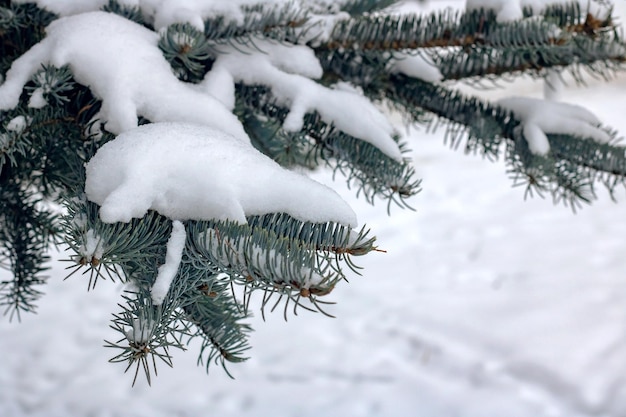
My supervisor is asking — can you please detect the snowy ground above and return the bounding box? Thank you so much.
[2,1,626,416]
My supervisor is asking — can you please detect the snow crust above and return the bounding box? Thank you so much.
[85,123,357,227]
[0,12,248,141]
[466,0,612,22]
[207,39,403,160]
[151,220,186,305]
[496,97,611,155]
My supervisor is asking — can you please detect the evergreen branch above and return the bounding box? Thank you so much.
[187,220,338,294]
[101,0,145,26]
[1,65,106,194]
[106,289,187,386]
[185,215,376,318]
[529,2,614,36]
[203,2,307,42]
[318,4,610,53]
[178,267,251,376]
[245,212,376,257]
[62,199,171,290]
[381,74,626,204]
[339,0,398,16]
[0,184,57,320]
[0,3,56,73]
[236,84,421,207]
[159,23,214,82]
[437,31,626,82]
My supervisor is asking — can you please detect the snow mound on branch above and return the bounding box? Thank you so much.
[389,53,443,83]
[151,220,186,305]
[205,39,403,161]
[466,0,612,22]
[0,11,247,141]
[497,96,611,155]
[85,123,358,227]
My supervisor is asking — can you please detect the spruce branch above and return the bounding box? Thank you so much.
[381,74,626,205]
[185,214,376,319]
[314,3,625,86]
[202,2,307,43]
[317,4,612,53]
[0,3,56,73]
[236,84,421,207]
[340,0,398,16]
[0,184,57,320]
[436,27,625,82]
[106,289,187,386]
[178,268,251,376]
[101,0,145,26]
[159,23,214,82]
[62,199,171,290]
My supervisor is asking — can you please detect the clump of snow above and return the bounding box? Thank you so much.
[28,88,48,109]
[85,122,357,227]
[497,96,611,155]
[388,53,443,83]
[151,220,186,305]
[0,12,248,141]
[297,12,351,45]
[78,229,104,262]
[207,39,403,161]
[125,317,156,344]
[5,116,28,133]
[543,69,564,101]
[199,66,236,110]
[466,0,613,22]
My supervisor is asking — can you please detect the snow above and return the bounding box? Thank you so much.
[85,122,358,227]
[2,80,626,417]
[3,67,626,415]
[465,0,612,22]
[5,116,28,133]
[389,53,444,83]
[27,89,47,109]
[78,229,104,263]
[544,69,564,101]
[125,318,156,344]
[0,11,401,161]
[209,39,403,160]
[2,1,626,416]
[496,97,612,155]
[0,12,249,141]
[296,11,351,45]
[151,220,186,305]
